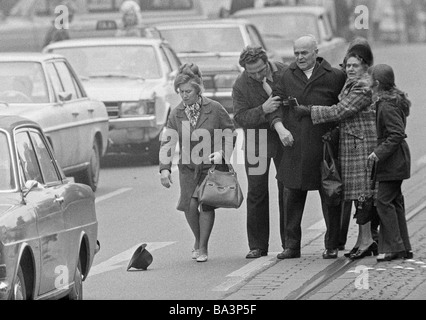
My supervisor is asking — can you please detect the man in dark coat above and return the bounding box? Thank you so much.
[233,46,289,259]
[268,35,346,260]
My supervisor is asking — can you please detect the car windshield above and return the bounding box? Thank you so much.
[0,131,15,191]
[51,45,162,80]
[0,62,49,104]
[239,13,319,51]
[158,26,245,53]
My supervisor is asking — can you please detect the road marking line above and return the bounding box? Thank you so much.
[88,242,175,277]
[95,188,133,204]
[308,219,326,231]
[212,253,279,292]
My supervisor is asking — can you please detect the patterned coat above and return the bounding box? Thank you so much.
[159,97,236,212]
[311,74,377,201]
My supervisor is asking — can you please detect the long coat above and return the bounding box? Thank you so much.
[268,58,346,190]
[373,88,411,182]
[159,97,236,212]
[311,74,377,200]
[232,61,287,160]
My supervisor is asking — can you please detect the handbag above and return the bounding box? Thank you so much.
[354,161,377,225]
[198,164,244,209]
[320,140,343,206]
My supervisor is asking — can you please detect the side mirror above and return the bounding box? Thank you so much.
[58,92,72,102]
[22,180,41,198]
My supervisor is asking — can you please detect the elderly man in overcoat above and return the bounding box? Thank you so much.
[268,35,346,260]
[233,46,290,259]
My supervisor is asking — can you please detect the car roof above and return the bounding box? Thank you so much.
[0,52,64,62]
[43,37,167,50]
[233,5,326,17]
[153,18,254,28]
[0,115,40,134]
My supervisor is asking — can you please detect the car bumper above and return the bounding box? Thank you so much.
[108,116,157,130]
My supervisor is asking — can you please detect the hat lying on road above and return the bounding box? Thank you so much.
[127,243,153,271]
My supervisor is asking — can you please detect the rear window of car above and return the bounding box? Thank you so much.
[0,131,15,191]
[158,26,245,53]
[51,45,162,79]
[0,62,49,104]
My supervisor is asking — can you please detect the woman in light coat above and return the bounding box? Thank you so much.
[159,63,236,262]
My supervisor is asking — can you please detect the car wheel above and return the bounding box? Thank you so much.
[11,265,26,300]
[75,140,100,192]
[68,259,83,300]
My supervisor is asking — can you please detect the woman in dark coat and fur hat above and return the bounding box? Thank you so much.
[368,64,413,262]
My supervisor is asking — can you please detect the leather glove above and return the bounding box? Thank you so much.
[293,104,312,121]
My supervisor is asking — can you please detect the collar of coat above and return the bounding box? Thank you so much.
[176,96,215,129]
[289,57,333,82]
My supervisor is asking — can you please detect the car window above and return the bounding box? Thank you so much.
[246,25,265,48]
[0,131,15,191]
[162,44,181,71]
[54,61,78,100]
[46,62,64,99]
[0,62,49,104]
[158,26,246,53]
[16,131,43,184]
[51,45,162,79]
[29,130,60,184]
[159,47,172,74]
[238,13,319,51]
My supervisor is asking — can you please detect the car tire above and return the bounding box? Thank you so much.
[75,140,100,192]
[67,258,83,300]
[11,265,26,300]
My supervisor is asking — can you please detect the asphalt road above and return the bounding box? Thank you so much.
[82,42,426,301]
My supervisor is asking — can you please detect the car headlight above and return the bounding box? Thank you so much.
[120,100,155,117]
[214,74,239,89]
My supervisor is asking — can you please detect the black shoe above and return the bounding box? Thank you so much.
[277,248,301,260]
[350,242,378,260]
[404,251,414,259]
[377,251,405,262]
[246,249,268,259]
[323,249,338,259]
[344,247,359,258]
[338,245,345,251]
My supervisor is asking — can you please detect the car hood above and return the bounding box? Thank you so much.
[178,55,241,74]
[81,78,160,101]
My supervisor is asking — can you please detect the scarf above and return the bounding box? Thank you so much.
[184,98,202,127]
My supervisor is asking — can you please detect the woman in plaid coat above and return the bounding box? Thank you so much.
[294,42,378,260]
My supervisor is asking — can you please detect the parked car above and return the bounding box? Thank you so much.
[0,52,109,191]
[0,115,99,300]
[154,19,273,115]
[43,37,182,164]
[232,6,348,68]
[0,0,230,52]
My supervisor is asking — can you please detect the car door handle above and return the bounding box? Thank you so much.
[72,112,79,117]
[54,196,64,204]
[88,108,94,113]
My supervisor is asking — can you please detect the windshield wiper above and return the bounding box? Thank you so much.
[0,101,9,107]
[264,34,287,39]
[180,50,209,54]
[88,73,145,80]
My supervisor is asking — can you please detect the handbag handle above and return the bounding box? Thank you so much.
[323,140,334,163]
[209,164,236,175]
